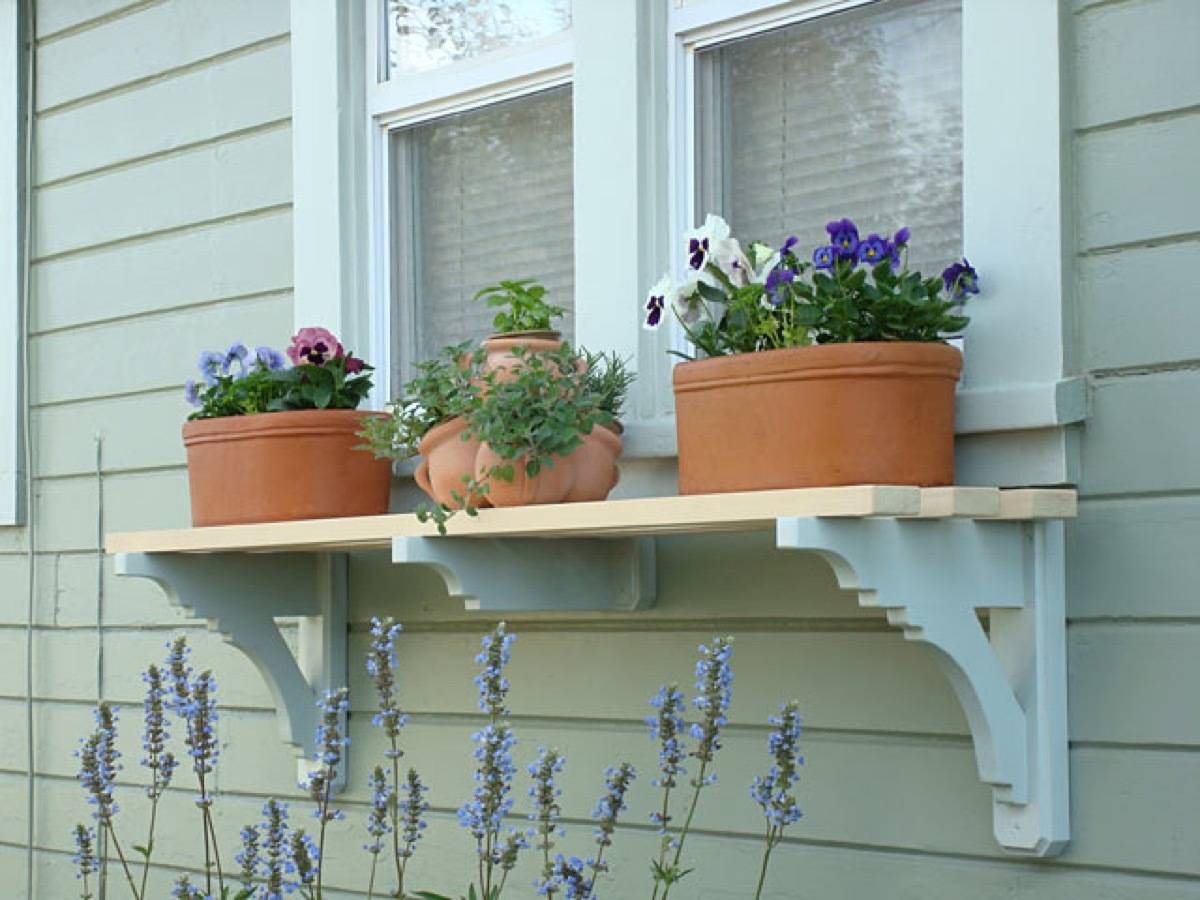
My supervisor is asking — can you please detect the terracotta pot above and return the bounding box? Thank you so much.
[673,342,962,494]
[413,417,489,509]
[564,422,623,503]
[482,331,564,379]
[476,443,575,507]
[183,410,392,526]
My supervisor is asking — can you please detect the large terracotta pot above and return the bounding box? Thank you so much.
[564,422,623,503]
[672,342,962,494]
[413,417,488,509]
[476,444,575,507]
[183,410,392,526]
[482,331,564,379]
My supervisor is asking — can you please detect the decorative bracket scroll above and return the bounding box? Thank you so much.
[113,551,349,791]
[392,536,657,612]
[776,517,1069,856]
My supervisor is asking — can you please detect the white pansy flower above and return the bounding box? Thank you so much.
[683,214,732,271]
[643,274,674,331]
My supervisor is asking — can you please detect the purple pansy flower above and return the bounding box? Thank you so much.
[222,341,249,375]
[942,258,980,300]
[812,246,836,271]
[764,266,794,305]
[856,234,889,266]
[183,379,201,407]
[197,350,224,386]
[825,218,859,259]
[893,226,911,246]
[250,346,285,371]
[779,235,799,257]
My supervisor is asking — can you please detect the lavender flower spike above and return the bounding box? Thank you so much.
[364,766,392,855]
[71,823,98,883]
[646,683,686,832]
[170,875,206,899]
[399,768,429,859]
[690,636,735,777]
[76,703,121,823]
[750,700,804,829]
[367,617,409,757]
[306,687,350,824]
[529,747,566,856]
[142,663,178,799]
[184,671,219,784]
[235,824,261,892]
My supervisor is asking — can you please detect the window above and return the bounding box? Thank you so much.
[390,85,574,372]
[369,1,576,391]
[693,0,962,274]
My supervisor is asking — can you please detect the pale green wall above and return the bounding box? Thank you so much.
[3,0,1199,898]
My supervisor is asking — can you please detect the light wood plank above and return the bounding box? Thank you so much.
[917,486,1001,518]
[105,487,1077,554]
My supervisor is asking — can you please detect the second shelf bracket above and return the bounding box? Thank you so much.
[776,516,1069,857]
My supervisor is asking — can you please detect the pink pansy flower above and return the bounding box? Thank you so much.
[344,355,365,374]
[287,327,344,367]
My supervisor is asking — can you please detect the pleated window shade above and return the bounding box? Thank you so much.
[390,85,574,381]
[696,0,963,275]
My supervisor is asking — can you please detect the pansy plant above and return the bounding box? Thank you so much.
[185,326,374,419]
[644,214,980,356]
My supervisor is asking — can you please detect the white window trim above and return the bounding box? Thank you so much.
[291,0,1083,480]
[0,0,26,527]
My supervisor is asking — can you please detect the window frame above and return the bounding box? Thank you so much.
[0,0,26,527]
[364,3,576,401]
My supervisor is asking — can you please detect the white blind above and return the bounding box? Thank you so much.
[391,85,575,374]
[697,0,963,274]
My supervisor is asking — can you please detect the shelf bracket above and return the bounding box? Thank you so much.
[776,517,1069,857]
[392,536,656,611]
[113,551,349,791]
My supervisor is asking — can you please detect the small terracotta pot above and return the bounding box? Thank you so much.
[673,342,962,494]
[413,417,489,509]
[482,331,564,379]
[183,409,392,526]
[564,422,623,503]
[476,443,575,507]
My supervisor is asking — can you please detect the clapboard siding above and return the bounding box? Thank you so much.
[1076,111,1200,251]
[35,37,291,186]
[1077,240,1200,371]
[34,0,157,41]
[31,206,292,333]
[1078,369,1200,496]
[1073,0,1200,129]
[34,0,288,112]
[33,125,292,259]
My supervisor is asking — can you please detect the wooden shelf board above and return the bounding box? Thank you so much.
[105,486,1077,555]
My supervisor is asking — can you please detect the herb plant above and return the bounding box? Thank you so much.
[475,279,566,334]
[643,214,981,358]
[581,350,635,422]
[185,327,373,420]
[358,343,486,462]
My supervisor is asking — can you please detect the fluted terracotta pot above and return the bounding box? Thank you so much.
[183,410,391,526]
[564,422,623,503]
[673,342,962,494]
[413,417,488,509]
[482,331,564,379]
[476,444,575,507]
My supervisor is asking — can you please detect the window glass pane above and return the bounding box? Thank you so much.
[390,86,574,378]
[387,0,571,76]
[696,0,962,274]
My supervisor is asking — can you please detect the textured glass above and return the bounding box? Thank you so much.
[392,86,574,370]
[387,0,571,76]
[697,0,963,274]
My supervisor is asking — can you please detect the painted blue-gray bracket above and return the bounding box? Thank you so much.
[112,551,349,790]
[392,536,656,612]
[776,516,1069,857]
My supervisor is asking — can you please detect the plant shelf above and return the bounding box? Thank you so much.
[107,485,1076,856]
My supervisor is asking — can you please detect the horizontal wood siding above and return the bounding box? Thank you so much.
[1,0,1196,897]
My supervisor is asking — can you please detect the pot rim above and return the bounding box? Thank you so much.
[483,330,564,345]
[674,341,962,391]
[183,408,385,444]
[417,415,472,455]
